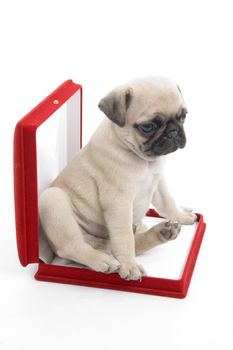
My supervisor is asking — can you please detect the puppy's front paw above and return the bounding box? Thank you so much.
[159,220,181,242]
[118,259,146,281]
[175,209,197,225]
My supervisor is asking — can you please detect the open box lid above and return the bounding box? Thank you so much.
[13,80,82,266]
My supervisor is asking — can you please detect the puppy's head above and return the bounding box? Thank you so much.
[98,77,187,161]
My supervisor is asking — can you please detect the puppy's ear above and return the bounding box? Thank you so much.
[98,87,133,127]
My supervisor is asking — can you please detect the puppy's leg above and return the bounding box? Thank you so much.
[81,231,111,253]
[39,187,120,273]
[133,223,148,234]
[103,197,146,280]
[135,220,181,255]
[152,177,197,225]
[80,220,180,257]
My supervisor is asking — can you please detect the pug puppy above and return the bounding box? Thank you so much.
[39,76,197,281]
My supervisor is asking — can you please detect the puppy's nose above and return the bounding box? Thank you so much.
[168,129,178,138]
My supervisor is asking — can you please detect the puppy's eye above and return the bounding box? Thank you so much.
[138,123,156,133]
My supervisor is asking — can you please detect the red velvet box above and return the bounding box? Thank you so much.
[13,80,206,298]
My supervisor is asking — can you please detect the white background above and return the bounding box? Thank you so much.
[0,1,233,349]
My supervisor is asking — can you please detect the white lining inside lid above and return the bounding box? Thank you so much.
[36,90,81,194]
[36,89,197,280]
[36,90,81,265]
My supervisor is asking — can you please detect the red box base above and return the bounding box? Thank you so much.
[35,211,206,298]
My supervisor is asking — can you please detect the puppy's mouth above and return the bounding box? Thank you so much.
[144,135,186,157]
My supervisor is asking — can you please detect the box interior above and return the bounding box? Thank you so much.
[36,92,197,280]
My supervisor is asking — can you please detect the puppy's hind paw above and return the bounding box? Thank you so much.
[159,220,181,242]
[89,254,120,274]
